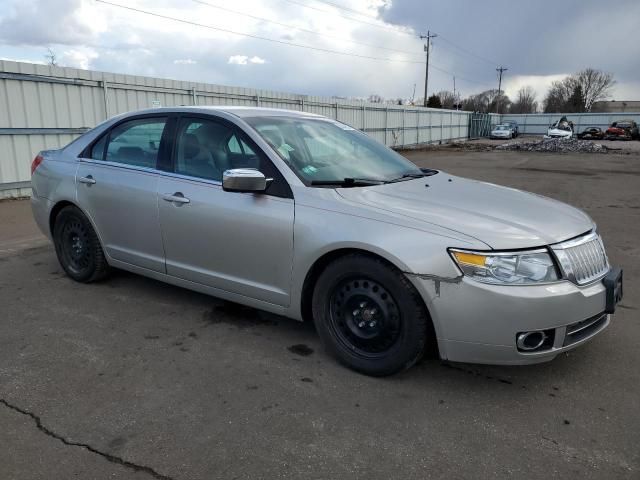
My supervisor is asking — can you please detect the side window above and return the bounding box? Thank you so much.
[90,134,108,160]
[175,118,236,181]
[227,135,242,154]
[105,117,167,168]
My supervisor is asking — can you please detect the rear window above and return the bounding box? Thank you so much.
[103,117,167,168]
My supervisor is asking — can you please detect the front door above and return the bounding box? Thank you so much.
[158,116,295,306]
[76,116,169,272]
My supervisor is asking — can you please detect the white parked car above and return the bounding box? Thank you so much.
[490,124,513,140]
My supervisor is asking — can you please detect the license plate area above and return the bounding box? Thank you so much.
[603,267,623,314]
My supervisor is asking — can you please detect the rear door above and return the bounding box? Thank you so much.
[76,115,170,272]
[157,115,295,306]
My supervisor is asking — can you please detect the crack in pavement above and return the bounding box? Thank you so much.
[0,398,176,480]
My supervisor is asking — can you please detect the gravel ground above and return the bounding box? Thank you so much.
[461,135,640,153]
[1,150,639,480]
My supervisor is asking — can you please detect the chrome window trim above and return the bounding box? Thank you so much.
[78,158,161,176]
[78,158,224,186]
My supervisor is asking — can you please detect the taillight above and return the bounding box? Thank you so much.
[31,154,44,175]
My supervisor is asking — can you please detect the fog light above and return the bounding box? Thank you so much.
[516,330,554,352]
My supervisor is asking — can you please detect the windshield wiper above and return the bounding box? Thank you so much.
[310,178,385,187]
[385,169,438,183]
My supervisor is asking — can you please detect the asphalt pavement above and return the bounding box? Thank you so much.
[1,149,638,479]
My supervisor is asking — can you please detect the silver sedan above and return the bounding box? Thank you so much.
[30,107,623,376]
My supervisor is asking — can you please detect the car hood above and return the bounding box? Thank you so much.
[336,173,593,250]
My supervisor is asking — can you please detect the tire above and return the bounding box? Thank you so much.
[312,254,430,376]
[53,205,110,283]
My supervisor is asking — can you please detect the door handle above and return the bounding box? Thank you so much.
[78,175,96,185]
[162,192,190,204]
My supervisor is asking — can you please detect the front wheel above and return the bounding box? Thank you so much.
[312,254,430,376]
[53,206,110,283]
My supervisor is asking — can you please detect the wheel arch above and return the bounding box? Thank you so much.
[49,200,77,236]
[49,200,107,257]
[299,247,439,356]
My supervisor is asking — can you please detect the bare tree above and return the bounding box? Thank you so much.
[462,89,510,113]
[436,90,456,109]
[367,94,384,103]
[575,68,615,112]
[510,86,538,114]
[45,48,58,66]
[544,69,614,113]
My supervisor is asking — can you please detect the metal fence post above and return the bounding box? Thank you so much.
[402,107,406,147]
[300,97,304,112]
[192,87,197,106]
[256,94,260,107]
[384,107,389,146]
[362,104,366,132]
[101,81,109,120]
[335,102,339,120]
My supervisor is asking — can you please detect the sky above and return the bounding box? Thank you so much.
[0,0,638,105]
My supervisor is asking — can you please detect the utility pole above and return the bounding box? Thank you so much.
[453,76,457,110]
[496,66,508,113]
[420,31,437,107]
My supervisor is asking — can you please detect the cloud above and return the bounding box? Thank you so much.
[0,0,94,46]
[228,55,266,65]
[228,55,249,65]
[59,48,99,70]
[0,0,637,102]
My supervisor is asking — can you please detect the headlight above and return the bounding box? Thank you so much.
[450,249,560,285]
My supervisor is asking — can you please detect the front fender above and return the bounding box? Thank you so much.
[287,202,484,320]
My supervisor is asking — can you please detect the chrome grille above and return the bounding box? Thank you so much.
[552,233,609,285]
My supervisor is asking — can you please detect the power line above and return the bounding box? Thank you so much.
[190,0,423,57]
[279,0,414,36]
[436,35,499,67]
[312,0,381,20]
[95,0,496,93]
[289,0,502,67]
[95,0,425,65]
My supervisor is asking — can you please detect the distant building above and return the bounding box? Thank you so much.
[592,100,640,113]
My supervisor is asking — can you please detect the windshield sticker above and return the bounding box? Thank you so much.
[302,165,319,175]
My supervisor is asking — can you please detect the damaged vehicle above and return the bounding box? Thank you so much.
[605,120,639,140]
[577,127,605,140]
[546,116,574,139]
[30,107,623,376]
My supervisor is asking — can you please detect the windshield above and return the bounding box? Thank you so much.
[244,116,423,185]
[496,125,509,130]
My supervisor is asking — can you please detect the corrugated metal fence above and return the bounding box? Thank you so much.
[0,60,472,198]
[500,112,640,135]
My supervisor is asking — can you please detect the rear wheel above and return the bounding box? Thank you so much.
[53,206,110,283]
[312,254,430,376]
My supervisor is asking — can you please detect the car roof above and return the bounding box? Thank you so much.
[116,106,324,119]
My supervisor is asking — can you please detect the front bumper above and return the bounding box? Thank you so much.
[409,273,612,365]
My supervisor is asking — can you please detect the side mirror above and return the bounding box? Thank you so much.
[222,168,268,192]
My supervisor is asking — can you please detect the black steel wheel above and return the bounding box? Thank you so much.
[53,205,110,283]
[329,277,401,358]
[312,253,431,376]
